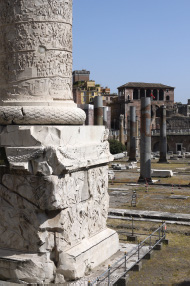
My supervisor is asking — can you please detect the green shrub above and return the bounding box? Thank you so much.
[108,139,126,155]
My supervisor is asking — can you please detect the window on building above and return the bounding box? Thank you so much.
[133,89,138,100]
[146,89,151,97]
[159,89,164,100]
[140,89,145,98]
[153,89,157,100]
[166,89,169,92]
[176,143,182,152]
[166,95,170,101]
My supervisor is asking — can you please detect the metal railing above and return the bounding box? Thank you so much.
[88,222,166,286]
[152,129,190,135]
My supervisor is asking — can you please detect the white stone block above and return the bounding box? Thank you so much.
[151,169,173,177]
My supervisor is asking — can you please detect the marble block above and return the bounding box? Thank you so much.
[0,125,119,283]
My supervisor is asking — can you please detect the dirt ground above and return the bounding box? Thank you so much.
[108,158,190,285]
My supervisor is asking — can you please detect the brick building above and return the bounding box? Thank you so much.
[107,82,175,130]
[72,69,90,83]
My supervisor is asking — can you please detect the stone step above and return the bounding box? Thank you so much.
[109,208,190,222]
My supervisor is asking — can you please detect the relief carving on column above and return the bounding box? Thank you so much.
[0,0,86,124]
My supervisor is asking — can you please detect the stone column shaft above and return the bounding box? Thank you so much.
[158,105,168,163]
[94,96,103,125]
[127,115,130,155]
[103,106,108,127]
[0,0,85,125]
[129,106,136,161]
[138,97,152,182]
[119,114,125,145]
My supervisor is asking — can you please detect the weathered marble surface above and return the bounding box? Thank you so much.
[0,0,72,100]
[0,125,119,283]
[0,126,112,173]
[0,0,85,124]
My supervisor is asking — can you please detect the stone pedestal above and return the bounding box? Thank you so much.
[0,126,119,283]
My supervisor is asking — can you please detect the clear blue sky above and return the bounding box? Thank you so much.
[73,0,190,103]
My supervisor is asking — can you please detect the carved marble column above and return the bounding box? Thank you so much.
[0,1,119,283]
[0,0,85,124]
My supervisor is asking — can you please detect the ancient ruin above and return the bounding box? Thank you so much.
[0,0,119,283]
[158,105,168,163]
[138,97,152,182]
[119,114,125,145]
[129,106,136,162]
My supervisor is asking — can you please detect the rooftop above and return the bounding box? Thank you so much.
[118,82,175,89]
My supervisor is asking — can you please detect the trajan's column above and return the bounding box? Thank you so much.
[0,0,85,124]
[0,0,119,283]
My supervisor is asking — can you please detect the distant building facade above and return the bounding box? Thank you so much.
[152,100,190,153]
[108,82,175,130]
[72,69,109,104]
[72,69,111,128]
[72,69,90,83]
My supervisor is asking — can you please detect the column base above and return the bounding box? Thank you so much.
[0,103,86,125]
[158,159,169,164]
[138,177,152,183]
[128,158,137,162]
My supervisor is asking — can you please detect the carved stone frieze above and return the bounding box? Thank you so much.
[0,0,85,124]
[0,126,113,169]
[0,125,119,282]
[0,0,72,25]
[0,22,72,53]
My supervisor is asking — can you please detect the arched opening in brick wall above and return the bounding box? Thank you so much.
[140,88,145,98]
[159,89,164,100]
[133,89,138,99]
[146,89,151,97]
[153,89,158,100]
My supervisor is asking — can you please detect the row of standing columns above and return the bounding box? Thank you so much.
[95,96,168,183]
[120,98,168,182]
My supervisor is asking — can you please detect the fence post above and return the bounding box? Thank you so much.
[162,221,164,238]
[108,265,111,286]
[124,252,127,276]
[132,216,134,236]
[149,232,151,249]
[138,241,140,260]
[164,222,166,237]
[159,225,161,240]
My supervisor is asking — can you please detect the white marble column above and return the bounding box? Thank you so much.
[0,0,85,125]
[0,1,119,283]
